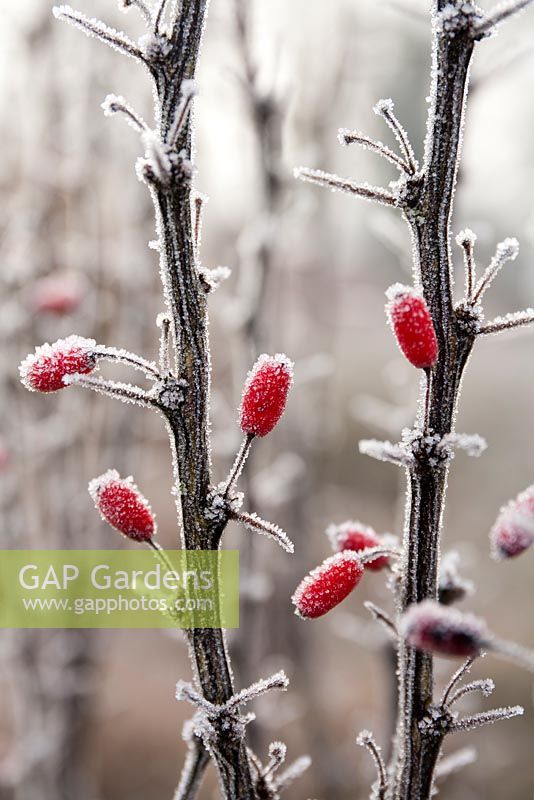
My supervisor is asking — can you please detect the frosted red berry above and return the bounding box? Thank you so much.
[327,521,389,571]
[240,354,293,437]
[31,273,85,316]
[292,552,364,619]
[401,601,487,659]
[19,336,97,393]
[491,485,534,559]
[386,284,438,369]
[89,469,156,542]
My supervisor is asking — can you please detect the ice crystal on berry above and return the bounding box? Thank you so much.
[385,284,438,369]
[292,552,364,619]
[327,521,389,571]
[240,354,294,437]
[19,336,97,393]
[88,469,156,542]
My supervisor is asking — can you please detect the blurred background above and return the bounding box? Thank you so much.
[1,0,534,798]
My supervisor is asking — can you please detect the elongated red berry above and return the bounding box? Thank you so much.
[491,485,534,559]
[89,469,156,542]
[401,600,487,658]
[292,552,364,619]
[19,335,97,393]
[386,284,438,369]
[327,521,389,571]
[240,354,293,437]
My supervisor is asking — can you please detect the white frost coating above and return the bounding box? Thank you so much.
[101,94,148,133]
[242,353,294,394]
[400,600,488,646]
[291,550,363,614]
[236,512,294,554]
[473,236,519,302]
[53,5,146,63]
[19,335,97,391]
[385,282,420,302]
[294,167,398,207]
[440,432,487,457]
[373,98,418,174]
[450,706,524,733]
[480,308,534,335]
[63,373,157,408]
[456,228,477,247]
[359,438,414,467]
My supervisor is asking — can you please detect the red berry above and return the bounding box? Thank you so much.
[386,284,438,369]
[31,273,86,316]
[240,354,293,437]
[292,552,364,619]
[89,469,156,542]
[401,601,487,659]
[19,336,97,393]
[327,521,389,571]
[491,485,534,559]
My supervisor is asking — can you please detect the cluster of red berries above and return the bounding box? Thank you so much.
[490,485,534,559]
[293,522,390,619]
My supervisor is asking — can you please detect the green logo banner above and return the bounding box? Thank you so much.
[0,550,239,629]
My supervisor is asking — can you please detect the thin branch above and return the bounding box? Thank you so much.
[356,730,388,800]
[294,167,399,208]
[101,94,149,134]
[440,656,478,707]
[233,511,295,554]
[225,671,289,711]
[472,237,519,303]
[223,434,254,498]
[456,229,477,302]
[52,5,148,65]
[338,129,411,174]
[450,705,524,733]
[373,98,418,174]
[154,0,171,34]
[364,601,398,641]
[167,81,197,146]
[94,346,160,378]
[173,732,210,800]
[473,0,534,38]
[157,314,173,376]
[447,678,495,708]
[358,438,414,467]
[120,0,153,27]
[479,309,534,335]
[434,747,477,781]
[63,374,158,409]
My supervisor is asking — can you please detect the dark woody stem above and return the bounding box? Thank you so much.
[148,3,259,798]
[389,3,478,797]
